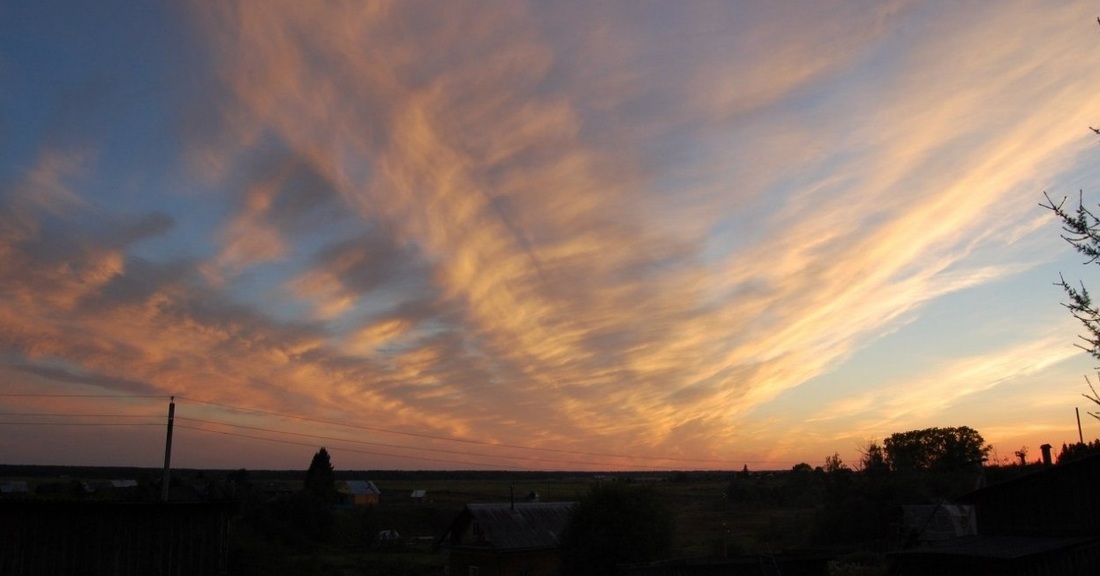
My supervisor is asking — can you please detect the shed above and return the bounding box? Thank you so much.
[374,529,403,549]
[440,501,576,576]
[958,453,1100,537]
[0,481,29,498]
[900,504,976,543]
[340,480,381,505]
[890,453,1100,575]
[0,500,230,575]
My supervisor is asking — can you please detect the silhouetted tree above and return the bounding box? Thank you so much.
[1058,439,1100,463]
[726,468,761,507]
[824,452,848,473]
[226,468,253,499]
[883,426,990,473]
[1043,192,1100,359]
[1043,189,1100,420]
[559,483,674,576]
[858,441,889,477]
[303,447,337,504]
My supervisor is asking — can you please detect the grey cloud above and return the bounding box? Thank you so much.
[9,362,158,395]
[87,258,191,310]
[235,149,349,236]
[102,212,175,248]
[309,229,424,297]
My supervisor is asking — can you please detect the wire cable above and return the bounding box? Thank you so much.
[0,393,777,468]
[173,424,526,471]
[0,422,162,426]
[0,394,168,399]
[176,396,754,466]
[174,416,680,470]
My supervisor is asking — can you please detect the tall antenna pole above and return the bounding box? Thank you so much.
[162,396,175,502]
[1078,407,1084,444]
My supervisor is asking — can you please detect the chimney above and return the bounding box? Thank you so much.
[1040,444,1053,466]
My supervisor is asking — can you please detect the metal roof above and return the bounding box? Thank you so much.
[341,480,381,495]
[447,502,576,551]
[0,481,28,494]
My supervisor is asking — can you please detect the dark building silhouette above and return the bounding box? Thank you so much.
[0,500,230,576]
[440,501,576,576]
[890,453,1100,575]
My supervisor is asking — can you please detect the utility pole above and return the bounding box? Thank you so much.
[162,396,175,502]
[1078,407,1084,444]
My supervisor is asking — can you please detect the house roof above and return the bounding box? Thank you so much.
[957,452,1100,537]
[341,480,381,496]
[444,501,576,551]
[0,481,28,494]
[959,452,1100,501]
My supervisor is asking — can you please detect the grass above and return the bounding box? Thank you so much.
[328,474,823,566]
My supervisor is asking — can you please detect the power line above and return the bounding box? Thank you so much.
[177,396,757,466]
[173,424,525,471]
[0,394,167,399]
[0,394,777,468]
[174,416,678,470]
[0,413,158,418]
[0,408,716,469]
[0,420,160,425]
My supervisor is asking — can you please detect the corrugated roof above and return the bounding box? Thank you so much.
[0,481,28,494]
[342,480,381,495]
[458,502,576,551]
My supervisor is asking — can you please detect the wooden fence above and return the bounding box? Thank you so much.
[0,501,229,576]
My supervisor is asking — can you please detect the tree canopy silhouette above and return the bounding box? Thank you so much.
[1042,190,1100,419]
[303,447,337,504]
[883,426,990,473]
[559,482,674,576]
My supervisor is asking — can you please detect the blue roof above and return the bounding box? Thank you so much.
[342,480,381,495]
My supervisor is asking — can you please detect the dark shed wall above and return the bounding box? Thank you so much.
[961,455,1100,537]
[0,501,230,576]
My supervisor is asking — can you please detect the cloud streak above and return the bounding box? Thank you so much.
[3,1,1100,469]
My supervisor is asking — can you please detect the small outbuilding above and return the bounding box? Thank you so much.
[340,480,381,506]
[440,501,576,576]
[0,481,28,498]
[374,529,403,549]
[890,452,1100,575]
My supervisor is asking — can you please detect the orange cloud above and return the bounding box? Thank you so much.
[7,1,1100,469]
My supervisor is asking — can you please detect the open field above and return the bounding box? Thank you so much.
[332,472,823,566]
[1,466,831,575]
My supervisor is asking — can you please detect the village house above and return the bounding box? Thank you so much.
[890,451,1100,575]
[339,480,381,506]
[439,501,576,576]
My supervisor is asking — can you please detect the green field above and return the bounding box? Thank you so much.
[301,473,823,575]
[1,466,840,575]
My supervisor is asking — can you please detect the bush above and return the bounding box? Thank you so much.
[559,482,675,575]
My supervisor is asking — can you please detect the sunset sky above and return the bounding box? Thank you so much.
[5,1,1100,472]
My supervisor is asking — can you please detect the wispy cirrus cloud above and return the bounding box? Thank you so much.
[4,0,1100,469]
[175,0,1100,461]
